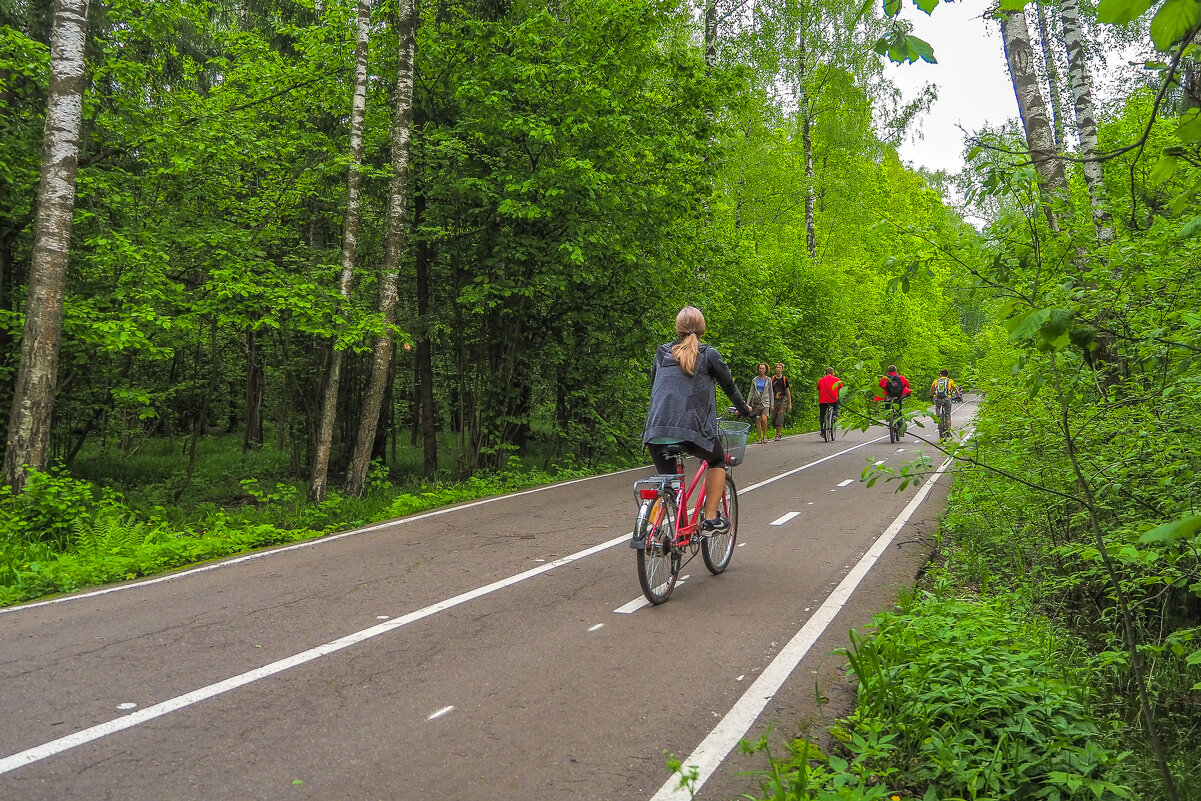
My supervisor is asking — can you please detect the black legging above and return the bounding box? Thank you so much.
[648,440,725,474]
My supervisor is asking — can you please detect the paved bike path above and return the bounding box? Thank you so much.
[0,400,978,800]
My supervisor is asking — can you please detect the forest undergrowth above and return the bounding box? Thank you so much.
[0,429,625,607]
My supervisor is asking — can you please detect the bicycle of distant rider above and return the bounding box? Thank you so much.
[885,396,904,444]
[934,396,952,440]
[631,414,750,605]
[821,403,839,442]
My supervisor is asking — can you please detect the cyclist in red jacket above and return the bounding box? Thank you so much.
[817,367,842,441]
[876,365,911,402]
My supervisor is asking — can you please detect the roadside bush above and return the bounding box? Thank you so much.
[838,587,1132,801]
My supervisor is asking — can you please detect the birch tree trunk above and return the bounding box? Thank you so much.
[310,0,372,502]
[2,0,90,493]
[798,34,816,260]
[704,0,717,74]
[1034,0,1067,150]
[1060,0,1114,241]
[346,0,416,496]
[1000,8,1068,230]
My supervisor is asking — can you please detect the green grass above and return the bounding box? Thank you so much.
[1,429,627,608]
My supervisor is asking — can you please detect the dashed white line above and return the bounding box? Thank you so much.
[588,624,604,632]
[0,532,631,776]
[836,479,854,487]
[614,598,649,614]
[427,706,454,721]
[770,512,800,526]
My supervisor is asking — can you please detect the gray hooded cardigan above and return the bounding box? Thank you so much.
[642,342,749,449]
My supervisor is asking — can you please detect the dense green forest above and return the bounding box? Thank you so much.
[2,0,1200,798]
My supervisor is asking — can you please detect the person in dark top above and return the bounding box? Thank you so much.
[770,362,792,441]
[642,306,752,537]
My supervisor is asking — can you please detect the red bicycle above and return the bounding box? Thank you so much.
[631,416,749,604]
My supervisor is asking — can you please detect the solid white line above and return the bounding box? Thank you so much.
[0,532,630,776]
[3,435,896,768]
[836,479,854,487]
[0,468,647,616]
[770,512,800,526]
[648,453,957,801]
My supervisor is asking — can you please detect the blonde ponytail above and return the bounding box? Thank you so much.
[672,306,706,376]
[673,334,700,376]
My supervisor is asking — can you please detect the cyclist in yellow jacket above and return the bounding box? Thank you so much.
[929,370,961,439]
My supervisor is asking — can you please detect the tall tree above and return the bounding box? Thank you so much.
[347,0,417,496]
[1000,7,1067,229]
[1033,0,1068,149]
[2,0,90,493]
[311,0,373,503]
[1059,0,1114,241]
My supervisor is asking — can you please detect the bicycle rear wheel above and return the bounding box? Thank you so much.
[824,406,837,442]
[702,474,738,574]
[637,496,679,604]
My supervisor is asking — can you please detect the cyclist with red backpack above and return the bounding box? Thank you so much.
[875,365,911,442]
[877,365,911,401]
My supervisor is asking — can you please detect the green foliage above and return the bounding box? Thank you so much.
[841,591,1133,801]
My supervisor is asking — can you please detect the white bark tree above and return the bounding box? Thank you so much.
[347,0,417,496]
[2,0,90,493]
[1059,0,1114,241]
[1000,7,1068,230]
[310,0,373,503]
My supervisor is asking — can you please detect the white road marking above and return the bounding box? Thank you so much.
[116,703,136,711]
[376,615,389,620]
[0,466,649,616]
[588,624,604,632]
[614,598,649,614]
[427,706,454,721]
[770,512,800,526]
[836,479,854,487]
[2,433,904,771]
[873,460,885,466]
[897,448,906,452]
[0,532,631,776]
[649,447,966,801]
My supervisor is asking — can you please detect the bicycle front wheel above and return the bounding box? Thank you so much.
[702,474,738,574]
[637,496,679,604]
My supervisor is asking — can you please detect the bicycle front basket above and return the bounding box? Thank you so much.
[719,420,751,466]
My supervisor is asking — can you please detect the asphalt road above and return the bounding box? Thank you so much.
[0,399,978,801]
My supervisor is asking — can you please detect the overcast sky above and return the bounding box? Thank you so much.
[884,2,1019,175]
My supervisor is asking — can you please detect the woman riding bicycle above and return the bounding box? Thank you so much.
[643,306,752,536]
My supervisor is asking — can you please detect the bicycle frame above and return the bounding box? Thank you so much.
[634,458,712,549]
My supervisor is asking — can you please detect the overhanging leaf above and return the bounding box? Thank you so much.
[1150,0,1200,50]
[1179,215,1201,238]
[1004,308,1052,342]
[908,34,937,63]
[1096,0,1158,24]
[1139,515,1201,543]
